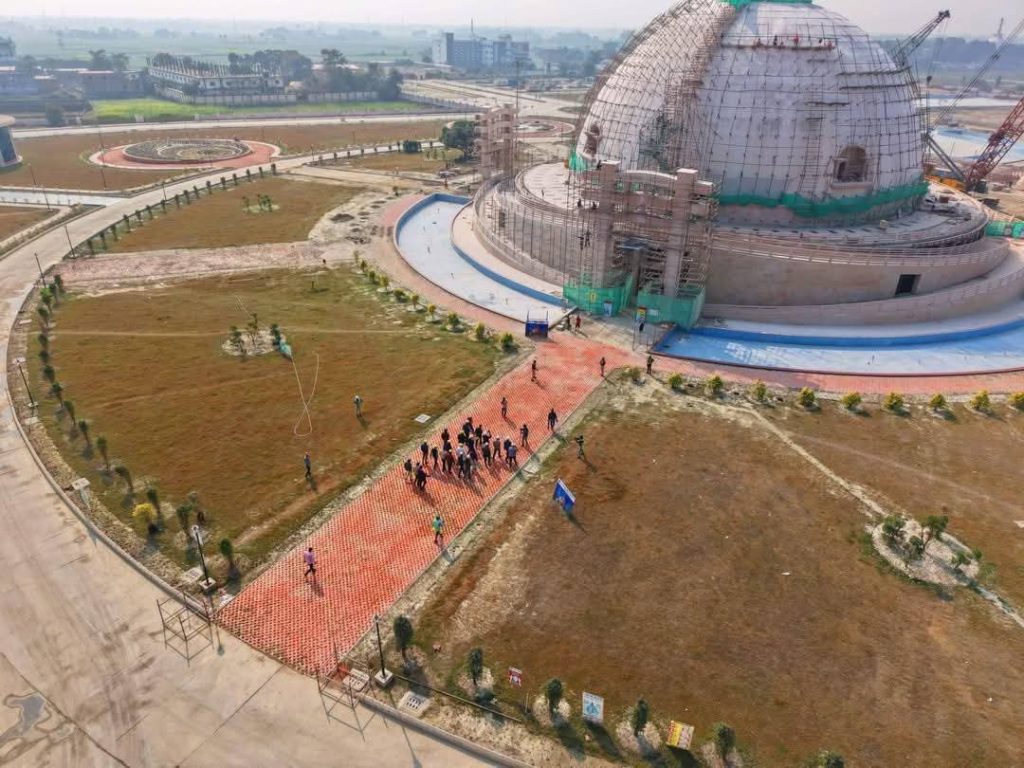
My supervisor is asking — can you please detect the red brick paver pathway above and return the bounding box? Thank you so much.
[219,336,628,674]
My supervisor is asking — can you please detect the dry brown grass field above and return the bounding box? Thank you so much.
[0,205,50,240]
[338,150,462,174]
[2,120,447,191]
[29,268,500,565]
[415,387,1024,767]
[105,177,359,252]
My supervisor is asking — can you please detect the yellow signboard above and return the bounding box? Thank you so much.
[666,721,694,749]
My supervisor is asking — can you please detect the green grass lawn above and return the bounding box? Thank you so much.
[88,98,430,123]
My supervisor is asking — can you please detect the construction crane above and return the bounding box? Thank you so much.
[924,13,1024,191]
[890,10,950,68]
[962,97,1024,191]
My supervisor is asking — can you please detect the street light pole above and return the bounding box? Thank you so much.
[28,165,51,211]
[192,524,210,584]
[14,359,36,409]
[63,224,75,257]
[373,614,386,676]
[34,252,45,285]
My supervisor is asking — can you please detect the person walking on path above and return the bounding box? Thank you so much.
[575,314,582,332]
[441,427,450,444]
[520,423,530,447]
[493,437,502,460]
[304,451,312,480]
[575,434,585,459]
[501,396,508,420]
[430,445,439,470]
[507,443,519,468]
[599,357,606,377]
[646,354,654,375]
[547,408,558,432]
[303,547,316,580]
[432,514,445,546]
[353,394,363,417]
[420,441,429,465]
[531,359,538,381]
[404,457,414,483]
[415,463,427,491]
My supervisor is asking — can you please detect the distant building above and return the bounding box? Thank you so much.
[148,56,285,100]
[0,38,15,66]
[0,115,19,168]
[80,70,146,98]
[432,33,529,71]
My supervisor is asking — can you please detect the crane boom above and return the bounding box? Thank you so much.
[963,97,1024,190]
[891,10,950,67]
[933,14,1024,128]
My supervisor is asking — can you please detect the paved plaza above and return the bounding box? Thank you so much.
[220,336,627,673]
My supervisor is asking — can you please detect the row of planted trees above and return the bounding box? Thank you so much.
[356,257,516,351]
[664,371,1024,417]
[386,614,845,766]
[33,276,241,584]
[80,166,277,257]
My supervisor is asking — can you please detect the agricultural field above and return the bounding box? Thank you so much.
[28,268,501,567]
[2,120,447,191]
[105,177,361,252]
[0,205,51,240]
[413,385,1024,767]
[88,98,428,123]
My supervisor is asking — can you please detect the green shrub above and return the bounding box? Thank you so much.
[1009,391,1024,410]
[951,550,971,573]
[631,698,650,736]
[710,722,735,758]
[358,257,367,271]
[427,303,437,319]
[544,678,563,713]
[393,288,407,302]
[446,311,460,328]
[881,515,906,546]
[928,393,947,411]
[906,535,925,562]
[625,365,642,383]
[667,373,683,391]
[705,373,724,397]
[380,275,390,289]
[970,389,991,412]
[883,392,904,412]
[840,392,862,410]
[499,332,516,351]
[813,751,846,768]
[410,292,419,307]
[750,380,767,402]
[797,387,817,409]
[474,322,487,341]
[367,269,379,284]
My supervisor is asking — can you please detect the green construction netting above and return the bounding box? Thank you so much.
[1015,222,1024,239]
[564,274,634,315]
[567,149,590,172]
[636,288,706,329]
[719,180,929,219]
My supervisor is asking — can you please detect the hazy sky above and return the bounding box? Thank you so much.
[18,0,1011,37]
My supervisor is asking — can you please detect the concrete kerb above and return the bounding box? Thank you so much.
[358,695,532,768]
[0,204,96,263]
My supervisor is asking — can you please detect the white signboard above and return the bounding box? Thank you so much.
[582,692,604,724]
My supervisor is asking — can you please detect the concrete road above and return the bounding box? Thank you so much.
[0,161,494,766]
[12,112,471,140]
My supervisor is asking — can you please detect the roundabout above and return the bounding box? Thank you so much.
[90,137,279,170]
[121,137,252,164]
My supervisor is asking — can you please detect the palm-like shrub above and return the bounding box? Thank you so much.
[841,392,862,410]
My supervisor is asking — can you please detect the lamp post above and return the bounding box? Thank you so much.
[371,614,393,687]
[191,524,215,591]
[63,224,76,257]
[28,164,51,211]
[33,252,45,285]
[96,129,108,189]
[13,358,36,409]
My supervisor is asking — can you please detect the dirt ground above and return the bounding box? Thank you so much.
[0,205,50,240]
[767,402,1024,609]
[104,177,360,253]
[29,268,500,566]
[413,385,1024,767]
[2,121,447,191]
[335,150,462,175]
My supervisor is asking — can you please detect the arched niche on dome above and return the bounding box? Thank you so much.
[834,145,869,183]
[583,122,602,156]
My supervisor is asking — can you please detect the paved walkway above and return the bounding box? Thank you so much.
[220,336,626,674]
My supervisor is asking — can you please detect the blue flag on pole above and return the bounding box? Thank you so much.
[553,478,575,512]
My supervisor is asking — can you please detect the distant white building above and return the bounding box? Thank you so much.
[432,33,529,71]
